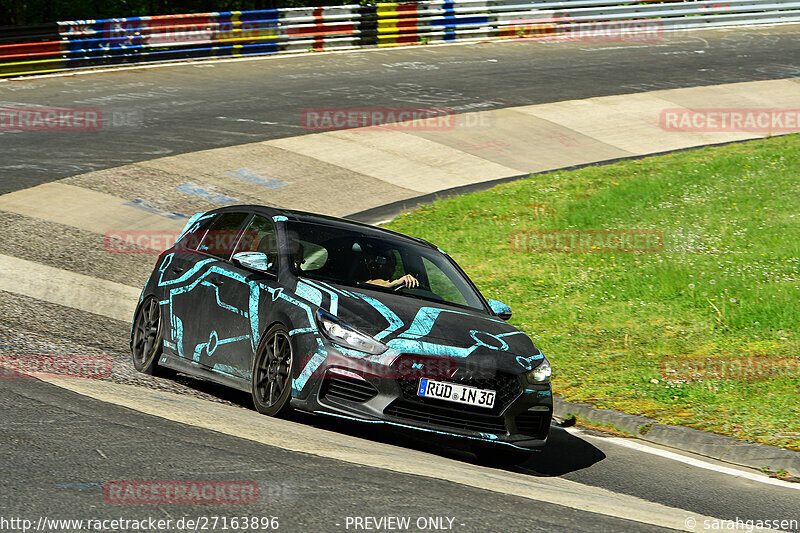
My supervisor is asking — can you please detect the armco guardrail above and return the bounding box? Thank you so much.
[2,0,799,78]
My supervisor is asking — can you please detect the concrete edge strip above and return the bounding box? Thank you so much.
[0,253,140,323]
[34,376,778,533]
[0,182,187,234]
[345,136,783,225]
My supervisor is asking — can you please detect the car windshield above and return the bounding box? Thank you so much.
[284,220,486,311]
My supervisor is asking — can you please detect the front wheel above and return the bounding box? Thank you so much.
[251,324,294,417]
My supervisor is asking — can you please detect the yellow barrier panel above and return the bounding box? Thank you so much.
[0,57,64,77]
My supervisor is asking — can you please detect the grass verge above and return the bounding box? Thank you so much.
[384,135,800,451]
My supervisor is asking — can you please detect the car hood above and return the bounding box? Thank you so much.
[298,280,543,374]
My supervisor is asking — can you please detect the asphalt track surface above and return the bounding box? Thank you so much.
[2,26,800,194]
[4,373,800,532]
[2,25,800,532]
[2,377,680,533]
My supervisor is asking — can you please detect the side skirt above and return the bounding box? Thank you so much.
[159,353,251,392]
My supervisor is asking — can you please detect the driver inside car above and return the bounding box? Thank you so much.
[365,250,419,290]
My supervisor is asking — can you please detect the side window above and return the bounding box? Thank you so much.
[390,249,405,279]
[175,214,216,252]
[294,240,328,273]
[422,257,467,305]
[233,215,278,271]
[197,212,248,259]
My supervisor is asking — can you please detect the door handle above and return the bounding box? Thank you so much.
[171,266,184,274]
[209,277,224,286]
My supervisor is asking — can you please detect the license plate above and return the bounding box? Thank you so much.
[417,378,496,409]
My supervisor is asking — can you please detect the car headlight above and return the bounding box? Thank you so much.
[316,309,387,355]
[525,357,551,385]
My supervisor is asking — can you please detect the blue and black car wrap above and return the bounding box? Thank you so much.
[131,205,553,452]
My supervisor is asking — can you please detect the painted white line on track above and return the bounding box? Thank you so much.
[0,183,186,234]
[568,428,800,491]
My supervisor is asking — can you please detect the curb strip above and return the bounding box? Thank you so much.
[553,396,800,478]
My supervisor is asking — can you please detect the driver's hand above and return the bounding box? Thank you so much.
[398,274,419,288]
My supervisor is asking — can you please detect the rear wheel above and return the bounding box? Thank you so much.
[251,324,294,417]
[131,296,164,375]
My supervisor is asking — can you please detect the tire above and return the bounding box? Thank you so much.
[131,296,165,375]
[471,444,534,466]
[251,324,294,417]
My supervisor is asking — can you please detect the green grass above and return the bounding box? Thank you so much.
[384,135,800,450]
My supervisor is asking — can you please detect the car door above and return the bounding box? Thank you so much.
[157,212,217,359]
[194,214,280,379]
[168,211,249,366]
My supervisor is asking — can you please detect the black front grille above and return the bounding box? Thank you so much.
[384,400,507,434]
[321,376,379,403]
[514,411,550,437]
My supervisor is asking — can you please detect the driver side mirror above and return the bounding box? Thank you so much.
[488,299,512,320]
[232,251,273,273]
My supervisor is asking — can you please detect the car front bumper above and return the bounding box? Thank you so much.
[290,339,552,450]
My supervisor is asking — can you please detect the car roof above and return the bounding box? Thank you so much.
[204,205,437,249]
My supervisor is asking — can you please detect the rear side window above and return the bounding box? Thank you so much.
[175,214,216,252]
[197,212,248,259]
